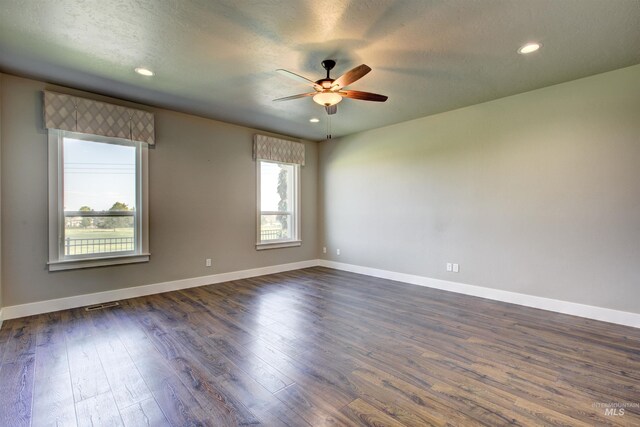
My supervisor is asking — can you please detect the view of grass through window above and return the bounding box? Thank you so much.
[63,138,136,256]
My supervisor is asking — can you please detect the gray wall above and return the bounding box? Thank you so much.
[320,64,640,314]
[0,74,3,312]
[1,74,318,307]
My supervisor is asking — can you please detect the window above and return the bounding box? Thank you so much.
[256,159,301,249]
[48,130,149,270]
[253,133,304,249]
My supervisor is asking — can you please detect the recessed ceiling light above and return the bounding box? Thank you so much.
[135,67,154,76]
[517,42,542,55]
[309,118,320,123]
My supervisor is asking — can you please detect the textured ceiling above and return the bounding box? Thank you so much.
[1,0,639,141]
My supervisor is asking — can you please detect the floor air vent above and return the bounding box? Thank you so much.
[84,301,120,311]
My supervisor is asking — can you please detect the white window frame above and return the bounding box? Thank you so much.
[256,159,301,250]
[47,130,150,271]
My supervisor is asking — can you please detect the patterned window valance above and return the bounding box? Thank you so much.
[43,91,155,145]
[253,134,305,165]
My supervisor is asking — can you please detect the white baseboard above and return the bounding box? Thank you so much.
[2,258,638,329]
[318,260,640,329]
[0,259,319,321]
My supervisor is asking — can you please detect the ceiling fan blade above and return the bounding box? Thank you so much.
[273,92,316,102]
[332,64,372,89]
[276,69,321,90]
[325,104,337,115]
[340,90,388,102]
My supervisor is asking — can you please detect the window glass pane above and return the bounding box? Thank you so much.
[63,138,136,256]
[260,214,292,241]
[260,161,294,212]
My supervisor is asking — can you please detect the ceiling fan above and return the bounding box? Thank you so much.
[274,60,388,115]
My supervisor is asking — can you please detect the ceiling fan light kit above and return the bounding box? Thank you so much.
[313,91,342,106]
[274,59,388,116]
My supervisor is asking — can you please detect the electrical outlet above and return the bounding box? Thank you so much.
[453,263,459,273]
[336,249,341,255]
[446,263,452,272]
[322,247,327,254]
[205,258,212,267]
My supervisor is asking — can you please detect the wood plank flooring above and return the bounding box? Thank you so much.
[0,266,638,426]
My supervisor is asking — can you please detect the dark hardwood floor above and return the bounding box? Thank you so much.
[0,266,638,426]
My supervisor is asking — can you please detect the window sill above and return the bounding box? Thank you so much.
[48,253,150,271]
[256,240,302,251]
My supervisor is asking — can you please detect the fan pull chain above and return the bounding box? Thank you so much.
[326,114,332,140]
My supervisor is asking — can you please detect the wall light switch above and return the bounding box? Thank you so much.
[453,263,459,273]
[446,263,452,272]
